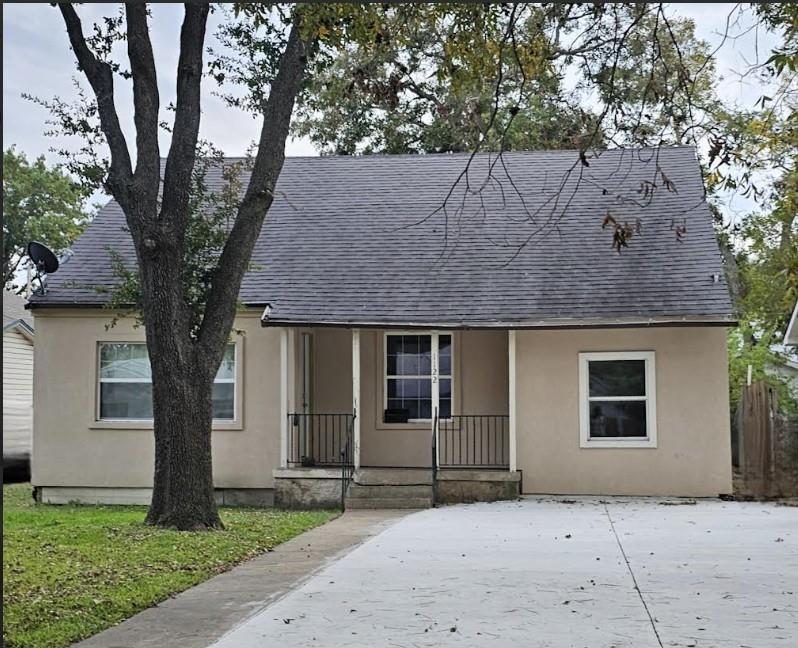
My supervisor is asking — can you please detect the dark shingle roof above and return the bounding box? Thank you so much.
[30,147,734,327]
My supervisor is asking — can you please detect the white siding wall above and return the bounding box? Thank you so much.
[3,329,34,460]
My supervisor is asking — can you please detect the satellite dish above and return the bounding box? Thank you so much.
[27,241,60,274]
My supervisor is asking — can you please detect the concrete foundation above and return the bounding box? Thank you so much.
[275,467,520,509]
[36,486,274,506]
[273,468,343,509]
[436,470,521,504]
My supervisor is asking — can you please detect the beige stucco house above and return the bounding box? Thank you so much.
[28,148,735,507]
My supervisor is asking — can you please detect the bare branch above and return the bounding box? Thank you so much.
[125,3,160,195]
[57,3,133,199]
[160,4,210,232]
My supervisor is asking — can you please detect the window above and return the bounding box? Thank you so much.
[385,333,452,421]
[578,351,656,448]
[98,343,236,421]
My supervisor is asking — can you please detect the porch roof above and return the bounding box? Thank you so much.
[30,147,734,328]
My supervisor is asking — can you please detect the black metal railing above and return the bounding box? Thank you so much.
[438,415,510,468]
[287,413,354,467]
[340,411,356,511]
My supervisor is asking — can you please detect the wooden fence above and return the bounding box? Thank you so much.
[736,380,798,498]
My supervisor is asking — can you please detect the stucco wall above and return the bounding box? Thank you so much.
[514,326,732,496]
[307,328,509,467]
[31,309,281,490]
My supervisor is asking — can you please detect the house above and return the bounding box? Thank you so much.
[785,301,798,346]
[28,147,735,507]
[3,290,35,474]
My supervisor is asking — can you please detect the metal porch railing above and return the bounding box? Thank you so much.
[287,413,354,467]
[438,415,510,469]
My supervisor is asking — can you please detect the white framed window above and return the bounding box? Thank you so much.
[578,351,656,448]
[98,343,237,421]
[384,332,452,422]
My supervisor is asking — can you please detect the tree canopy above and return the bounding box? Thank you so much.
[2,147,91,290]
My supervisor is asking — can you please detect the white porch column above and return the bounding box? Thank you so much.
[352,328,361,469]
[279,328,289,468]
[508,330,517,472]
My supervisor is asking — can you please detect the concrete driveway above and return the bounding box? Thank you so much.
[212,498,797,648]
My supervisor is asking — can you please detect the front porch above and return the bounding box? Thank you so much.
[272,327,522,508]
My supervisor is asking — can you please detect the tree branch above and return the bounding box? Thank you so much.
[160,3,209,233]
[196,16,310,369]
[125,3,160,198]
[58,3,133,201]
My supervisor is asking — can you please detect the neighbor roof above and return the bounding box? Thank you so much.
[3,290,34,335]
[30,147,734,328]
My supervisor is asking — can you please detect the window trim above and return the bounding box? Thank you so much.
[578,351,657,448]
[383,331,454,423]
[94,341,241,428]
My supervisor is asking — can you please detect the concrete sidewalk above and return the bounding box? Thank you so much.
[72,510,407,648]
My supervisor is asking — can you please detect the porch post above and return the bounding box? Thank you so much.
[352,328,361,469]
[431,331,440,418]
[279,328,289,468]
[508,330,517,472]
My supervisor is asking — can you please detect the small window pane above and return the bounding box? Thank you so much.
[215,345,236,381]
[439,335,452,356]
[403,379,419,398]
[440,398,451,419]
[440,378,451,397]
[400,352,419,375]
[589,400,647,438]
[418,399,432,420]
[406,400,420,420]
[212,383,234,420]
[100,344,151,380]
[387,379,399,398]
[100,383,153,419]
[386,354,398,375]
[386,336,402,355]
[439,336,452,375]
[589,360,646,397]
[402,335,419,355]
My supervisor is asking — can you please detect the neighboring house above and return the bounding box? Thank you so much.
[777,301,798,394]
[785,301,798,346]
[28,147,736,507]
[3,290,35,471]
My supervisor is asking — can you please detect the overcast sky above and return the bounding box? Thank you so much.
[2,3,779,215]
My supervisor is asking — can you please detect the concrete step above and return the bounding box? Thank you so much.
[344,496,432,509]
[355,468,432,486]
[347,484,432,499]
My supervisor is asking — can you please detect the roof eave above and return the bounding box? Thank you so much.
[260,315,738,330]
[3,319,35,339]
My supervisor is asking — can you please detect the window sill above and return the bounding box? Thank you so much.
[89,420,243,431]
[580,437,657,449]
[377,422,433,432]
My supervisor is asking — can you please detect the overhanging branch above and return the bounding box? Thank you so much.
[58,3,133,201]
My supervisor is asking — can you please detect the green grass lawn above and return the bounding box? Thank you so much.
[2,483,336,648]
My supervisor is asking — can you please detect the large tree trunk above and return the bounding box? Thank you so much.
[145,364,219,529]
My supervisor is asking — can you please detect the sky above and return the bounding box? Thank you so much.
[2,2,780,216]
